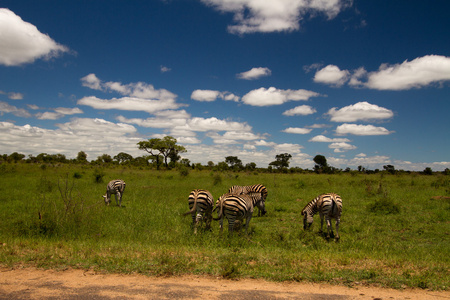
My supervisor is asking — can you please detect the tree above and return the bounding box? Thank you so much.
[114,152,133,164]
[423,167,433,175]
[313,154,328,173]
[77,151,88,163]
[8,152,25,163]
[383,165,396,174]
[97,154,113,164]
[269,153,292,170]
[225,156,243,170]
[137,136,186,169]
[245,162,257,171]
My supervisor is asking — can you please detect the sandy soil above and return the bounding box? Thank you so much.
[0,267,448,299]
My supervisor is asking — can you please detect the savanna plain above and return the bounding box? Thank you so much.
[0,164,449,292]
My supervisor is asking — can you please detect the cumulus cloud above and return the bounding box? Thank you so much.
[336,123,393,136]
[0,8,69,66]
[237,67,271,80]
[0,101,32,118]
[283,105,316,116]
[242,87,320,106]
[329,142,357,153]
[282,127,312,134]
[313,65,350,87]
[200,0,350,34]
[191,90,240,102]
[359,55,450,90]
[78,96,181,113]
[313,55,450,90]
[308,135,350,142]
[81,74,177,101]
[191,90,222,102]
[327,101,394,122]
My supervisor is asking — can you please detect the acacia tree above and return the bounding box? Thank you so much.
[313,154,328,173]
[137,136,186,169]
[269,153,292,170]
[225,156,243,170]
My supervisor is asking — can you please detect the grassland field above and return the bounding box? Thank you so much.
[0,163,448,290]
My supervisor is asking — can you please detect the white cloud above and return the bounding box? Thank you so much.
[314,65,350,87]
[0,101,32,118]
[237,67,271,80]
[327,101,394,122]
[283,105,316,116]
[335,123,393,136]
[329,142,357,153]
[315,55,450,90]
[191,90,240,102]
[361,55,450,90]
[282,127,312,134]
[187,117,251,132]
[8,92,24,100]
[160,65,171,73]
[309,135,350,142]
[77,96,181,113]
[0,8,69,66]
[191,90,222,102]
[54,107,84,115]
[200,0,349,34]
[242,87,320,106]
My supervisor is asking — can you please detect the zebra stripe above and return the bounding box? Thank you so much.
[301,193,342,240]
[214,193,265,235]
[183,189,214,234]
[103,179,126,207]
[228,184,268,216]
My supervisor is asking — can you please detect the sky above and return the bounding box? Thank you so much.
[0,0,449,171]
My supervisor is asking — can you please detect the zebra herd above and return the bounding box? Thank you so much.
[102,180,343,240]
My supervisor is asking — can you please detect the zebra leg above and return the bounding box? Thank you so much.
[335,217,340,241]
[117,192,122,207]
[244,214,253,235]
[326,217,333,239]
[319,213,324,234]
[194,213,202,234]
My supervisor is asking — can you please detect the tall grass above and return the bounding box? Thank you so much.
[0,164,449,290]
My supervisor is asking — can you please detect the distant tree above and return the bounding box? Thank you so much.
[180,158,191,167]
[313,154,328,173]
[207,161,215,168]
[137,136,186,169]
[225,156,243,170]
[97,154,113,164]
[114,152,133,164]
[423,167,433,175]
[269,153,292,170]
[8,152,25,163]
[383,165,396,174]
[245,162,257,171]
[77,151,88,163]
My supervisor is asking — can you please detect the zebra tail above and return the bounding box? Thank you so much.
[182,196,198,216]
[213,200,223,221]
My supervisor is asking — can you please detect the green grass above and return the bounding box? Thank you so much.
[0,163,449,290]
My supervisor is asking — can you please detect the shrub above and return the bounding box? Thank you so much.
[367,198,400,214]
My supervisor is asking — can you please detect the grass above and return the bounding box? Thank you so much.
[0,163,449,290]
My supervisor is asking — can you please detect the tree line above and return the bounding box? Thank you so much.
[1,136,448,175]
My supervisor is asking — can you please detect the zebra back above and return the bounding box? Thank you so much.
[106,179,126,194]
[302,193,342,222]
[184,189,214,216]
[228,184,268,201]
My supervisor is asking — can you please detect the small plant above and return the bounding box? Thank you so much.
[212,173,222,185]
[367,198,400,214]
[94,169,105,183]
[73,172,83,179]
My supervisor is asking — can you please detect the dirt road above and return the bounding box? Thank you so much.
[0,267,448,299]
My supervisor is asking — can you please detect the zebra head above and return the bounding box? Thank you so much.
[301,210,313,230]
[256,199,267,215]
[102,194,111,205]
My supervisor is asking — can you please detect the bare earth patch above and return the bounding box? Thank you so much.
[1,267,448,299]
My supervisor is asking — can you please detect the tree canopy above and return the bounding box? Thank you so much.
[137,136,186,169]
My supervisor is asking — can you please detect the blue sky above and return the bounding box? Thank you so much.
[1,0,449,170]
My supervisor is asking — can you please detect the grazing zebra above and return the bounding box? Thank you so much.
[183,189,214,234]
[214,192,266,236]
[228,184,268,216]
[301,193,342,240]
[103,179,126,207]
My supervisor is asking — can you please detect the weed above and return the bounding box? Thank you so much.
[367,198,400,214]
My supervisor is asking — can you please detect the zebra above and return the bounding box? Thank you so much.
[301,193,342,240]
[183,189,214,234]
[103,179,126,207]
[228,184,268,216]
[214,192,266,236]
